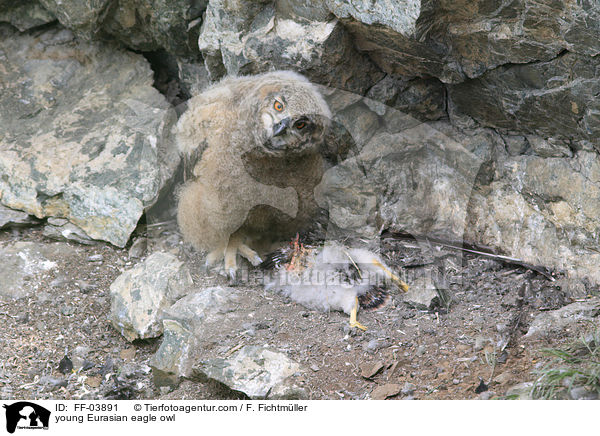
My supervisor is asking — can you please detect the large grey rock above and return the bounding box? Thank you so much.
[149,287,243,384]
[321,0,598,84]
[525,297,600,338]
[327,1,462,83]
[449,52,600,145]
[422,0,600,79]
[101,0,205,56]
[37,0,204,55]
[109,252,192,341]
[315,111,484,240]
[0,25,179,247]
[194,345,306,399]
[37,0,111,38]
[466,151,600,284]
[149,319,193,387]
[0,241,75,299]
[197,0,383,93]
[42,218,97,245]
[0,1,56,31]
[0,204,38,229]
[161,286,241,330]
[149,286,307,398]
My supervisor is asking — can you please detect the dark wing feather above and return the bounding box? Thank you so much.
[259,247,293,270]
[358,285,390,310]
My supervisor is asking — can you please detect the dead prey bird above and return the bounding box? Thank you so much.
[261,236,409,330]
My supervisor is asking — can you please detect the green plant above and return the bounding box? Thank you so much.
[531,328,600,400]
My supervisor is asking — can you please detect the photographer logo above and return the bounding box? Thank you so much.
[3,402,50,433]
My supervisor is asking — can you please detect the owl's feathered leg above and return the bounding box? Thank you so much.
[349,296,367,331]
[224,235,240,280]
[238,243,263,266]
[223,234,263,280]
[205,243,226,267]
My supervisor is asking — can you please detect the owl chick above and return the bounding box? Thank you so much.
[175,71,332,277]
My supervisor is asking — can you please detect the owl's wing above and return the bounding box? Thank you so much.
[176,100,239,181]
[182,145,203,182]
[175,79,239,157]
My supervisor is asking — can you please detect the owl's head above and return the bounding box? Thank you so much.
[250,71,331,154]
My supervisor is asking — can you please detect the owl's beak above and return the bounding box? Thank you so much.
[272,117,291,137]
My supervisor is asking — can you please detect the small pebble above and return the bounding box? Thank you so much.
[40,376,68,390]
[473,335,487,351]
[128,238,147,259]
[569,386,599,400]
[73,346,90,358]
[401,382,416,395]
[50,275,68,288]
[60,305,75,316]
[479,391,496,400]
[82,360,96,371]
[364,338,388,353]
[58,356,73,374]
[77,281,98,293]
[36,292,52,303]
[87,254,103,262]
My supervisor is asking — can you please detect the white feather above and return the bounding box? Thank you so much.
[265,242,393,315]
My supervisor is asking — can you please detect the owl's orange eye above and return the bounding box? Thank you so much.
[274,100,284,112]
[294,121,306,130]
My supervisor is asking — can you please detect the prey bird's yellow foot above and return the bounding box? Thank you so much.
[371,259,409,292]
[349,318,367,331]
[349,297,367,331]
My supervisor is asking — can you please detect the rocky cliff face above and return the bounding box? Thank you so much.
[1,0,599,285]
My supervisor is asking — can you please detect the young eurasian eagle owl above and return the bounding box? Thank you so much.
[175,71,332,277]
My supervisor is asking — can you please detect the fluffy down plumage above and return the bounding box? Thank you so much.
[262,239,407,316]
[174,70,332,276]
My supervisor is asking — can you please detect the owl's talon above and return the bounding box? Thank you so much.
[228,268,237,282]
[206,246,226,266]
[238,243,263,266]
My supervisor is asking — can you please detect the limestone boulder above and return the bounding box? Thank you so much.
[0,25,179,247]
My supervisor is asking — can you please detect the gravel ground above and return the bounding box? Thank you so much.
[0,223,593,400]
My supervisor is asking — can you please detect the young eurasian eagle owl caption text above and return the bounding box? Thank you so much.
[175,71,332,277]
